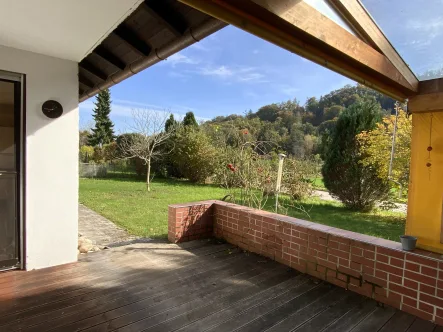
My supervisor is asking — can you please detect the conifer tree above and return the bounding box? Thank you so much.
[182,111,198,128]
[88,89,115,146]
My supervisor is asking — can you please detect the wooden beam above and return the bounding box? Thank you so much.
[143,1,187,37]
[179,0,417,100]
[113,24,152,57]
[409,93,443,113]
[408,79,443,113]
[328,0,418,92]
[93,46,126,71]
[79,61,108,81]
[78,74,95,89]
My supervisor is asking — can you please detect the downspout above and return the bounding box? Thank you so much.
[79,18,227,102]
[388,103,403,198]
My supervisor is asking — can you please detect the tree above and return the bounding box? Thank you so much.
[165,114,178,132]
[183,111,198,127]
[79,130,90,148]
[119,110,177,191]
[88,89,115,147]
[322,100,390,211]
[172,127,219,183]
[357,106,411,191]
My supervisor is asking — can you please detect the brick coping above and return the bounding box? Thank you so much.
[169,200,443,263]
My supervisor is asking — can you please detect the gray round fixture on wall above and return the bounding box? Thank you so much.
[42,100,63,119]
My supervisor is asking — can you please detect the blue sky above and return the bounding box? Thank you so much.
[80,0,443,132]
[79,25,352,131]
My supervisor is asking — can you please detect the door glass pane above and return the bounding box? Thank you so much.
[0,174,16,264]
[0,80,15,170]
[0,79,19,268]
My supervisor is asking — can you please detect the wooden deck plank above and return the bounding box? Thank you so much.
[287,293,364,332]
[350,306,396,332]
[406,318,436,332]
[142,274,310,332]
[235,283,343,332]
[0,240,438,332]
[174,275,310,332]
[209,282,330,332]
[34,262,283,332]
[316,299,377,332]
[260,288,353,332]
[83,267,292,332]
[0,240,213,284]
[1,252,261,331]
[378,311,416,332]
[0,243,236,316]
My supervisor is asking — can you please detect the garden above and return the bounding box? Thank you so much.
[79,84,410,242]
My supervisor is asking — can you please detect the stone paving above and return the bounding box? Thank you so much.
[78,204,140,247]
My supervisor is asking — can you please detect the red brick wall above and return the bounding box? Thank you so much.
[168,201,215,243]
[168,200,443,324]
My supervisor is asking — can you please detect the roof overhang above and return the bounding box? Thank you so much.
[78,0,226,101]
[0,0,144,62]
[177,0,419,101]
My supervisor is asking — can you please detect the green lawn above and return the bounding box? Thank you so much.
[79,177,405,241]
[311,177,326,191]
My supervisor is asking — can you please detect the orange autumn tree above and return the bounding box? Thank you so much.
[357,106,412,192]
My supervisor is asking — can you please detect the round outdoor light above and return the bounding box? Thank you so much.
[42,100,63,119]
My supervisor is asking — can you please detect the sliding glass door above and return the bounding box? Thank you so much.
[0,75,22,270]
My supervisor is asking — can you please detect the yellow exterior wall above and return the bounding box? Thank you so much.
[406,112,443,253]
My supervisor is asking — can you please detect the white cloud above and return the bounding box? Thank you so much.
[79,98,209,127]
[252,49,260,54]
[192,65,268,83]
[164,53,200,67]
[190,43,210,52]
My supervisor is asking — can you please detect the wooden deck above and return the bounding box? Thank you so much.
[0,239,440,332]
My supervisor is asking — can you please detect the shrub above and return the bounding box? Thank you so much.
[216,141,277,210]
[79,145,94,163]
[322,100,390,211]
[283,158,314,200]
[92,146,105,164]
[103,142,118,162]
[172,128,219,183]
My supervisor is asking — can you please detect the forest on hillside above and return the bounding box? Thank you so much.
[202,83,397,160]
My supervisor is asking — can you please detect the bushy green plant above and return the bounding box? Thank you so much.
[283,158,314,200]
[172,128,219,183]
[103,142,118,162]
[79,145,94,163]
[92,146,105,164]
[322,100,390,211]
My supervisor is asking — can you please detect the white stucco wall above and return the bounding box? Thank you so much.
[0,45,78,270]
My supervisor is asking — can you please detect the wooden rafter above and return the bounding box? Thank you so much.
[78,74,95,89]
[178,0,418,100]
[328,0,418,92]
[143,1,187,37]
[113,24,152,57]
[93,46,126,71]
[79,60,108,81]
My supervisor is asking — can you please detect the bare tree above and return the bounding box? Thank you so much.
[119,109,177,191]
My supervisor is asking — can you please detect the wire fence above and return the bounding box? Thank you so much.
[79,161,139,179]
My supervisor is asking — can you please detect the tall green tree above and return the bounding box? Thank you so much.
[165,114,178,132]
[183,112,198,127]
[322,100,390,211]
[88,89,115,147]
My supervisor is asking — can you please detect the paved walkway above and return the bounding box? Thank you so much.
[313,190,407,213]
[78,204,140,247]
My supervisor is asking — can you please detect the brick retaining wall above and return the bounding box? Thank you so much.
[168,200,443,324]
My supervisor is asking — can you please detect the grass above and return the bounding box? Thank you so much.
[311,177,326,191]
[79,177,405,241]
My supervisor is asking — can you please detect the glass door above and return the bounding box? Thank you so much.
[0,76,21,270]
